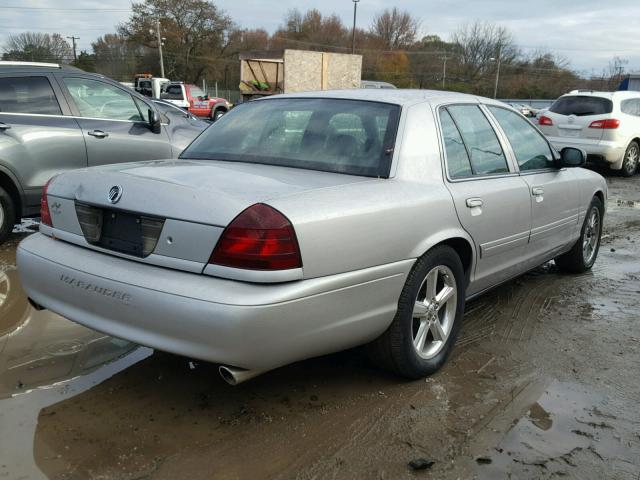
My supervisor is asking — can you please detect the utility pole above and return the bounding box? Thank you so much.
[442,55,448,89]
[67,36,79,62]
[156,18,165,78]
[493,45,501,99]
[351,0,360,54]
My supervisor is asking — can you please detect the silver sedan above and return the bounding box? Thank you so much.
[18,90,606,385]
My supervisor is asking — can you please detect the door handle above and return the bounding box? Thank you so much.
[532,187,544,196]
[87,130,109,138]
[0,122,11,130]
[466,198,484,208]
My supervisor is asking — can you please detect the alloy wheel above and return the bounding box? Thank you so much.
[412,265,457,359]
[624,144,639,175]
[582,206,601,265]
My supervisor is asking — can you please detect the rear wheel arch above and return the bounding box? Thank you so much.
[0,169,22,219]
[433,237,474,285]
[411,235,474,287]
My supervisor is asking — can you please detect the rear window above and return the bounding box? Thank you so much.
[180,98,400,177]
[549,95,613,116]
[0,76,61,115]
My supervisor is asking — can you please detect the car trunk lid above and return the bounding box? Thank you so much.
[49,159,372,227]
[45,159,373,272]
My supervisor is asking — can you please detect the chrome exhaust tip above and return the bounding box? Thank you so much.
[218,365,265,386]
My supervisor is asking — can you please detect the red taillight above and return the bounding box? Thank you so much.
[538,115,553,126]
[40,177,55,227]
[589,118,620,129]
[210,203,302,270]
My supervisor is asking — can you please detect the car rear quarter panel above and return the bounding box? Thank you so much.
[272,180,474,280]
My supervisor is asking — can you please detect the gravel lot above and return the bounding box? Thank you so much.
[1,171,639,480]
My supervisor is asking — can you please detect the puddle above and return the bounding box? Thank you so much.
[475,381,639,479]
[610,199,640,210]
[0,264,150,479]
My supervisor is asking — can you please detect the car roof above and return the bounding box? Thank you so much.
[562,90,640,100]
[259,89,491,107]
[0,61,86,74]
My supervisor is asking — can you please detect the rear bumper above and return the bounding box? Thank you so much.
[17,234,410,370]
[548,137,625,166]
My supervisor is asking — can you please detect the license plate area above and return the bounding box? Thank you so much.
[75,203,164,258]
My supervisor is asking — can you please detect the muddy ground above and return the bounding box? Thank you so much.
[1,172,639,480]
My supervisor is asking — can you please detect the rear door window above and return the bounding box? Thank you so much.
[549,96,613,116]
[621,99,640,116]
[0,76,61,115]
[446,105,509,175]
[488,106,554,171]
[440,109,473,178]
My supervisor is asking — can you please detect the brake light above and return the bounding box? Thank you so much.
[538,115,553,126]
[40,176,56,227]
[589,118,620,129]
[210,204,302,270]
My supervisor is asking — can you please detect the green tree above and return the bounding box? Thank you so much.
[118,0,236,82]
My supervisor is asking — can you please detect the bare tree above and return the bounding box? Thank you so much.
[92,33,142,81]
[451,21,517,83]
[607,56,628,89]
[2,32,72,63]
[370,8,419,50]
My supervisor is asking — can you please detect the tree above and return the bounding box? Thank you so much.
[370,8,419,50]
[73,51,96,72]
[450,21,517,86]
[92,33,142,81]
[273,8,349,51]
[118,0,235,82]
[2,32,72,63]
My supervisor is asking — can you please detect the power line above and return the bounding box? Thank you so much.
[0,6,131,12]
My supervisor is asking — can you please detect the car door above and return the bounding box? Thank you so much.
[56,75,172,167]
[0,73,86,213]
[438,104,532,295]
[487,106,581,263]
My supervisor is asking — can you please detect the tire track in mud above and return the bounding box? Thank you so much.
[457,259,636,351]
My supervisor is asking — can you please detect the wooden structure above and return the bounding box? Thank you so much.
[239,49,363,101]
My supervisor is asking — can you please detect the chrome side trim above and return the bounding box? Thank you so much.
[480,230,530,258]
[203,263,304,283]
[529,214,580,240]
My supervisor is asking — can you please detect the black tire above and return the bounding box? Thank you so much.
[212,109,226,122]
[0,186,17,244]
[367,245,466,379]
[555,196,603,273]
[620,141,639,177]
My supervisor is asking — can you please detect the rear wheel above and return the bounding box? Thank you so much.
[0,186,17,244]
[555,196,603,273]
[620,141,639,177]
[368,245,466,378]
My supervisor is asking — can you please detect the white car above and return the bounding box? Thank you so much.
[538,90,640,176]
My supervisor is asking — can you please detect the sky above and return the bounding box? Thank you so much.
[1,0,639,75]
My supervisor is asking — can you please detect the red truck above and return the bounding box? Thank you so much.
[161,82,231,120]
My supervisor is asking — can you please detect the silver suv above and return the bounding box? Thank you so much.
[0,61,208,243]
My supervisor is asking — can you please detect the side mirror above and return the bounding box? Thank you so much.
[558,147,586,168]
[148,109,161,134]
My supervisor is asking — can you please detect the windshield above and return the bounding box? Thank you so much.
[180,98,400,177]
[550,95,613,116]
